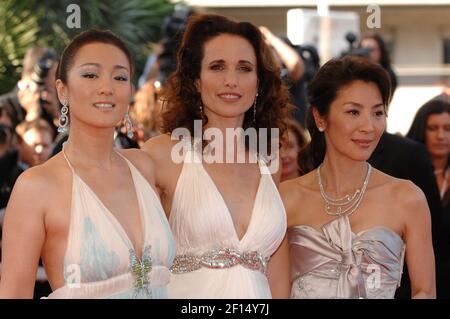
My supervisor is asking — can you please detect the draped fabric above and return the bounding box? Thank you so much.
[167,139,287,298]
[289,215,405,299]
[46,148,175,299]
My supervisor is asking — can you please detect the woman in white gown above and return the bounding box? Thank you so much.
[143,14,291,298]
[0,29,175,298]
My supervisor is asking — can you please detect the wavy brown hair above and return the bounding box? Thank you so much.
[161,13,289,153]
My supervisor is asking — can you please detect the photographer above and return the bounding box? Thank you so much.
[259,26,309,126]
[0,47,60,137]
[15,119,55,169]
[360,34,398,96]
[0,101,22,210]
[138,5,192,88]
[1,101,23,284]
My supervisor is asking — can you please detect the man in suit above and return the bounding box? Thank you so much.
[369,131,443,298]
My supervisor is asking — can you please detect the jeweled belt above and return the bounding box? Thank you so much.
[170,248,269,275]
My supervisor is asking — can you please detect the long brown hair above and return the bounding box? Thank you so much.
[161,13,289,153]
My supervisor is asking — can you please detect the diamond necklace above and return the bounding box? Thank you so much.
[317,163,372,217]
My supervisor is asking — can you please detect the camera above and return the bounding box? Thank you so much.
[31,49,58,87]
[157,5,192,85]
[340,32,372,58]
[296,44,321,83]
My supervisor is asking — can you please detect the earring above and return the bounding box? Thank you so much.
[199,100,204,116]
[58,100,69,133]
[124,111,133,139]
[318,126,324,132]
[253,93,258,123]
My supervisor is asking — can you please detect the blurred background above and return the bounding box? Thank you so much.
[1,0,450,299]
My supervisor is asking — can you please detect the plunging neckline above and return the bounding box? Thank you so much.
[199,160,263,244]
[62,146,146,260]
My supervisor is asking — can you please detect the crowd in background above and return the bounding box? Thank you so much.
[0,10,449,299]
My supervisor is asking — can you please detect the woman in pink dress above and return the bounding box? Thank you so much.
[281,56,435,299]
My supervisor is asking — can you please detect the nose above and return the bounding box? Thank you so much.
[224,69,238,88]
[359,114,375,133]
[98,77,114,96]
[437,127,445,140]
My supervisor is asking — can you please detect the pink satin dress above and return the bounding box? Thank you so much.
[288,215,405,299]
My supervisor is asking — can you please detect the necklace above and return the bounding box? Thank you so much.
[317,163,372,217]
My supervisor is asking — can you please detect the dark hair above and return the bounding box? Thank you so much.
[299,56,392,174]
[285,118,308,175]
[360,34,392,70]
[161,14,289,153]
[406,99,450,144]
[0,100,19,128]
[56,29,134,84]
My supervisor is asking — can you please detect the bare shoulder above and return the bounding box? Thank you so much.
[280,170,317,216]
[116,148,156,185]
[141,133,178,161]
[372,168,428,218]
[280,170,316,198]
[394,178,428,209]
[140,134,185,193]
[372,168,426,203]
[6,154,68,216]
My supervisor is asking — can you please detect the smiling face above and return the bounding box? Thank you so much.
[314,80,386,162]
[425,112,450,159]
[195,33,258,126]
[56,42,132,131]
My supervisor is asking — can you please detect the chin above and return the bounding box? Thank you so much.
[347,151,373,162]
[209,107,250,119]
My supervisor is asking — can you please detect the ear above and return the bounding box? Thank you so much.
[194,78,201,94]
[312,107,327,132]
[55,79,68,104]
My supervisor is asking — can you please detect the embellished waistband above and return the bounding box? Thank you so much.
[170,248,269,275]
[44,266,171,299]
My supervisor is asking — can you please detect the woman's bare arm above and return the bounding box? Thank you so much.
[0,169,48,298]
[267,235,290,298]
[401,181,436,299]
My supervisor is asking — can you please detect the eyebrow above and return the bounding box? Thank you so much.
[343,102,384,109]
[78,63,129,72]
[208,59,255,66]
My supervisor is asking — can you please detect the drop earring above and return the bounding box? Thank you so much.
[58,100,69,133]
[253,93,258,123]
[124,111,133,139]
